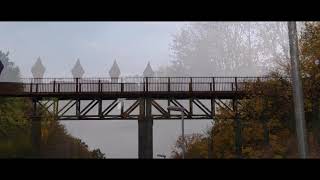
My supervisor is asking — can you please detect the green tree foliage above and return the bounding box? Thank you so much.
[39,111,106,158]
[0,57,33,159]
[0,98,33,158]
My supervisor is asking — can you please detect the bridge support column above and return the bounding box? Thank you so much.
[208,98,215,159]
[53,99,59,119]
[233,99,242,158]
[76,99,80,119]
[31,98,41,158]
[138,98,153,159]
[98,98,103,119]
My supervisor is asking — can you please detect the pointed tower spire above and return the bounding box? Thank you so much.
[109,60,121,83]
[71,58,85,78]
[109,60,121,78]
[31,57,46,78]
[143,61,154,77]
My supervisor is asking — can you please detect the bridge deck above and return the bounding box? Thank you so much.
[0,77,271,99]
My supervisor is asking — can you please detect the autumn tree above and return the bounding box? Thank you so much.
[170,22,320,159]
[171,133,208,159]
[0,51,106,158]
[171,74,296,159]
[299,22,320,155]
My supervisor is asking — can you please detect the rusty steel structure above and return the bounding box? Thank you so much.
[0,76,276,158]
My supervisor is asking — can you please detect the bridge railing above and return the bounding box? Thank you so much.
[20,77,287,93]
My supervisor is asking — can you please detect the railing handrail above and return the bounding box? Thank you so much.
[20,76,290,82]
[18,76,292,94]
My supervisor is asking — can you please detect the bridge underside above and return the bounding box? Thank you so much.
[33,97,240,120]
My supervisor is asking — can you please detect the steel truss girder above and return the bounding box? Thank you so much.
[38,100,55,116]
[35,98,141,120]
[151,100,169,117]
[102,99,119,116]
[33,97,243,120]
[192,99,212,117]
[122,100,139,118]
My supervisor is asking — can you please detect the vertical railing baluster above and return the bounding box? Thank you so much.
[212,77,215,92]
[53,80,56,93]
[120,77,123,92]
[189,77,193,92]
[235,77,238,92]
[146,77,149,92]
[76,78,79,93]
[36,83,38,93]
[121,82,124,92]
[168,77,171,92]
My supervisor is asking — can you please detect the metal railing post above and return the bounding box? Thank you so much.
[168,77,171,92]
[76,78,79,93]
[189,77,193,92]
[53,80,56,93]
[36,83,39,93]
[212,77,215,92]
[235,77,238,91]
[121,82,124,92]
[146,77,149,92]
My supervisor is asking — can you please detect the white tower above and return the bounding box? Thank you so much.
[71,59,85,78]
[143,61,154,77]
[109,60,121,82]
[31,57,46,83]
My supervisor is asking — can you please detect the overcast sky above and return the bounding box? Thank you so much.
[0,22,186,77]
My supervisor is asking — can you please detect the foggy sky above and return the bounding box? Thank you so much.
[0,22,185,77]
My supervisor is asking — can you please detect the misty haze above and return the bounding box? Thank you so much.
[0,21,318,159]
